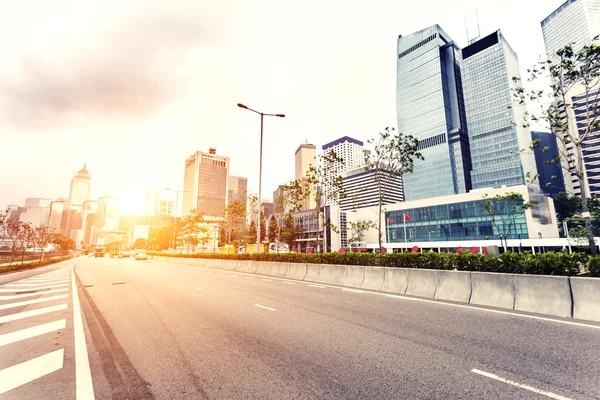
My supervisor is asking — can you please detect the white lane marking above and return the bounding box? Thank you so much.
[308,285,326,289]
[282,282,296,285]
[6,279,70,286]
[254,304,276,312]
[0,349,65,395]
[342,288,364,293]
[377,292,600,330]
[0,304,67,324]
[0,284,69,292]
[0,295,69,311]
[262,279,273,281]
[0,319,67,347]
[72,265,95,399]
[21,277,69,281]
[193,287,203,291]
[0,288,68,300]
[471,369,572,400]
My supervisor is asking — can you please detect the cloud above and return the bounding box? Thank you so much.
[0,5,229,130]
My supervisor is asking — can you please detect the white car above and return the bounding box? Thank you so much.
[134,252,147,260]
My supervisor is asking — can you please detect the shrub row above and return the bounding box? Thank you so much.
[146,251,600,277]
[0,256,73,274]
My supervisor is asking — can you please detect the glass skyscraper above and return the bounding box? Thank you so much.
[542,0,600,58]
[461,31,538,190]
[396,25,472,201]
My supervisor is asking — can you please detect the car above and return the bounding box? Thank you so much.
[134,252,147,260]
[122,251,130,257]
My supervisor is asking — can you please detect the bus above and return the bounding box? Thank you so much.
[94,246,105,258]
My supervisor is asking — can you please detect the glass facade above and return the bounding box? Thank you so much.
[462,31,536,190]
[385,199,528,243]
[531,131,566,195]
[397,25,471,201]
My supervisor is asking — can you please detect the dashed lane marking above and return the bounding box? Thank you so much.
[308,285,326,289]
[0,349,64,395]
[342,288,364,293]
[0,319,67,347]
[471,369,572,400]
[254,304,276,312]
[282,282,296,285]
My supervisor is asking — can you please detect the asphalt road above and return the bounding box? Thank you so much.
[2,256,600,399]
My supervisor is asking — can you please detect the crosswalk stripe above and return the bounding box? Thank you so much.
[0,349,64,394]
[0,295,69,311]
[0,284,69,292]
[3,281,69,288]
[15,279,70,284]
[0,319,67,347]
[0,288,68,300]
[0,304,67,324]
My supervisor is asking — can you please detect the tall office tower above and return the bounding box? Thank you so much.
[182,148,230,217]
[461,30,538,190]
[340,167,404,211]
[542,0,600,197]
[48,199,67,231]
[321,136,366,205]
[145,189,176,216]
[82,200,99,245]
[98,196,120,232]
[68,164,91,208]
[542,0,600,58]
[295,144,316,179]
[20,198,51,226]
[228,175,248,225]
[397,25,472,201]
[531,131,566,195]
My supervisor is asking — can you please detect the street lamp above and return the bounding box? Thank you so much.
[428,231,435,242]
[237,103,285,253]
[166,188,189,251]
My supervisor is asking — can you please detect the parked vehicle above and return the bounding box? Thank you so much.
[134,252,147,260]
[94,247,105,257]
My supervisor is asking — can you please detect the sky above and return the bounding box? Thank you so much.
[0,0,567,215]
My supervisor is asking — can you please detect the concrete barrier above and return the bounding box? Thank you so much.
[469,272,515,309]
[304,264,321,282]
[381,268,408,294]
[513,275,572,318]
[256,262,272,276]
[285,264,308,281]
[319,264,346,285]
[361,267,385,291]
[435,270,472,303]
[246,261,259,274]
[268,263,289,278]
[570,277,600,322]
[344,266,365,289]
[406,269,438,298]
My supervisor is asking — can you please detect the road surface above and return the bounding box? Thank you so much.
[1,256,599,399]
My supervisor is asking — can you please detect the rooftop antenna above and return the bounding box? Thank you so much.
[465,15,470,44]
[475,9,481,40]
[465,9,482,45]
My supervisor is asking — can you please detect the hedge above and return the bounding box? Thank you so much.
[146,251,599,277]
[0,256,73,274]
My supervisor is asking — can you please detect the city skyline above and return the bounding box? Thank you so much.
[1,1,570,214]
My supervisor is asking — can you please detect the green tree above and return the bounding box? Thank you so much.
[305,150,347,253]
[248,220,257,243]
[34,225,52,260]
[268,214,278,242]
[513,41,600,255]
[273,179,303,244]
[482,192,534,252]
[552,192,582,222]
[132,238,148,249]
[365,127,423,251]
[179,210,209,253]
[347,219,377,245]
[148,224,173,250]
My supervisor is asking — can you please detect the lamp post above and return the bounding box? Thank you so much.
[166,188,188,252]
[237,103,285,253]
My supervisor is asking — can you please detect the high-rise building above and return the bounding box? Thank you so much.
[182,148,230,217]
[20,198,51,226]
[541,0,600,59]
[541,0,600,197]
[295,144,316,180]
[145,189,176,216]
[68,164,91,208]
[228,176,248,204]
[461,30,538,190]
[321,136,367,205]
[98,196,120,232]
[48,199,67,231]
[531,131,566,195]
[396,25,472,201]
[339,167,404,211]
